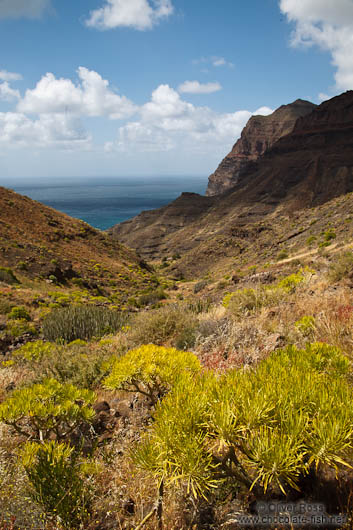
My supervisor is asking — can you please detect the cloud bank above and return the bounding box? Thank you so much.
[85,0,174,30]
[280,0,353,91]
[109,84,273,153]
[0,68,272,157]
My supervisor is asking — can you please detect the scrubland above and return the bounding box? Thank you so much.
[1,251,353,529]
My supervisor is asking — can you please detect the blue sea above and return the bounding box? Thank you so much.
[1,176,207,230]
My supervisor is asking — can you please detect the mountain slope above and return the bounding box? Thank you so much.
[0,186,153,298]
[111,91,353,276]
[206,99,317,196]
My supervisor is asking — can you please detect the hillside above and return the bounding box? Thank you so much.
[0,186,160,353]
[0,186,153,292]
[206,98,317,196]
[111,91,353,277]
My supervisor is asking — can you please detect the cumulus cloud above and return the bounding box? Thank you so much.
[280,0,353,91]
[85,0,174,30]
[0,112,91,150]
[193,56,234,69]
[107,84,273,153]
[178,80,222,94]
[0,82,20,102]
[0,0,51,19]
[18,67,137,119]
[0,70,22,82]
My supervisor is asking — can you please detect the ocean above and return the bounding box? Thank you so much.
[1,176,207,230]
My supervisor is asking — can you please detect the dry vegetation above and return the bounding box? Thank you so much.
[0,243,353,529]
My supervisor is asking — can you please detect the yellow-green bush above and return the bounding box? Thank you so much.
[134,343,353,497]
[0,378,96,441]
[5,319,37,338]
[222,286,281,316]
[21,441,93,529]
[12,340,56,362]
[8,306,30,321]
[294,315,316,337]
[105,344,201,405]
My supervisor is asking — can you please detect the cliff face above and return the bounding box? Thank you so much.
[111,91,353,272]
[206,99,317,196]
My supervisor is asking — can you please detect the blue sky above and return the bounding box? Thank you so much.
[0,0,352,179]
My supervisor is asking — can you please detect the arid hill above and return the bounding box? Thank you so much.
[0,186,153,297]
[206,98,317,196]
[111,91,353,276]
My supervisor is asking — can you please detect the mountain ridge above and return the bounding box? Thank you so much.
[110,91,353,276]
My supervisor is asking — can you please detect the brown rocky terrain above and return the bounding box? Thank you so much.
[206,99,317,196]
[0,186,153,298]
[111,91,353,277]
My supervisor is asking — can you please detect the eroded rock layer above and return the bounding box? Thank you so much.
[206,99,317,196]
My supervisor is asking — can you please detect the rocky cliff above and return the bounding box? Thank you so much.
[111,91,353,274]
[206,99,317,196]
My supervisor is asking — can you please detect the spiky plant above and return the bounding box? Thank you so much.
[134,343,353,498]
[0,378,96,441]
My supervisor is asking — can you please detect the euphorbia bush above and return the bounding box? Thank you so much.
[104,344,201,405]
[0,378,96,441]
[134,342,353,497]
[21,441,93,529]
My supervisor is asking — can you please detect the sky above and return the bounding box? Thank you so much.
[0,0,352,179]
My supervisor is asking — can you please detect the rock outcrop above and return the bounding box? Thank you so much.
[206,99,317,196]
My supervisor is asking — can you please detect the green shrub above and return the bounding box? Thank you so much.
[0,267,19,284]
[42,305,127,342]
[129,304,198,348]
[277,270,306,293]
[0,378,96,441]
[12,340,56,362]
[37,344,115,389]
[5,319,37,338]
[137,286,166,307]
[294,316,316,337]
[135,343,353,498]
[328,251,353,282]
[105,344,201,405]
[21,441,92,529]
[323,229,336,242]
[223,287,281,316]
[306,236,317,246]
[8,306,30,321]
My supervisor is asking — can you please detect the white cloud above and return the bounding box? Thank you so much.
[280,0,353,91]
[85,0,174,30]
[18,67,137,119]
[318,92,330,102]
[0,82,20,102]
[107,84,273,153]
[0,70,22,82]
[0,0,51,19]
[193,56,234,69]
[0,112,91,150]
[178,80,222,94]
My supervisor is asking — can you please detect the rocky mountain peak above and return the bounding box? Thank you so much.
[206,98,317,196]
